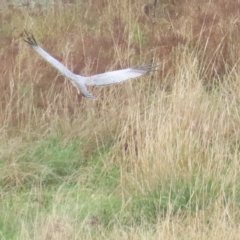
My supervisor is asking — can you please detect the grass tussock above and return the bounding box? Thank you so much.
[1,0,240,239]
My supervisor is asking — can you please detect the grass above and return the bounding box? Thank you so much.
[1,0,240,239]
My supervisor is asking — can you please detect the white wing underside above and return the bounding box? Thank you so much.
[25,33,157,99]
[86,66,155,86]
[33,46,79,82]
[32,45,96,99]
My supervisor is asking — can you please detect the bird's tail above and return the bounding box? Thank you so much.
[74,82,96,100]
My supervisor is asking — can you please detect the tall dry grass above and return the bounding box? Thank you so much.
[1,0,240,239]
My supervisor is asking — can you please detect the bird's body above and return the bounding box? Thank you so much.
[24,31,157,99]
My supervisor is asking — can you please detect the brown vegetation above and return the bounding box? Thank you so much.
[1,0,240,239]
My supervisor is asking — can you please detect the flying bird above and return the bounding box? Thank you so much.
[24,31,157,100]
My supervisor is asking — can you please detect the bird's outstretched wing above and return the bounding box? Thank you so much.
[86,65,157,86]
[24,31,77,82]
[24,31,96,99]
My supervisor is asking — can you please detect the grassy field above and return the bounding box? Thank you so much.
[1,0,240,239]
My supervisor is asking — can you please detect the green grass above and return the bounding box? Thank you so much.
[0,136,123,237]
[1,154,240,238]
[1,0,240,239]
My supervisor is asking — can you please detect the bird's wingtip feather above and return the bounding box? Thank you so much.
[23,30,38,46]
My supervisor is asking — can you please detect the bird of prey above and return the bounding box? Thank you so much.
[24,31,157,100]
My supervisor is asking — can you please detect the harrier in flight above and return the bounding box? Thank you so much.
[24,31,157,99]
